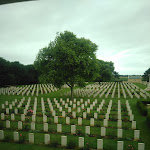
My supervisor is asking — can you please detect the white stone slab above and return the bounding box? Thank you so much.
[97,139,103,150]
[61,136,67,146]
[29,133,34,144]
[14,131,19,142]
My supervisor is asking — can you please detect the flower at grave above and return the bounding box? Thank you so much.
[20,134,22,136]
[27,109,33,116]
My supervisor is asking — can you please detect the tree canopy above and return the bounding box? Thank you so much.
[34,31,98,99]
[95,59,115,82]
[0,57,38,87]
[143,68,150,81]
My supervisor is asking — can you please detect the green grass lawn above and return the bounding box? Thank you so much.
[0,84,150,150]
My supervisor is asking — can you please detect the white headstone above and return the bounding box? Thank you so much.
[1,113,4,120]
[54,116,58,124]
[31,122,35,131]
[101,127,106,136]
[32,115,36,122]
[11,114,15,121]
[77,107,81,113]
[62,111,66,117]
[18,121,22,130]
[117,120,122,128]
[57,124,62,133]
[79,137,84,148]
[6,108,9,114]
[21,114,25,121]
[14,131,19,142]
[132,121,136,129]
[44,134,50,144]
[66,117,70,125]
[78,117,82,125]
[43,115,47,123]
[83,112,87,119]
[6,120,10,128]
[117,141,123,150]
[85,126,90,135]
[14,108,18,114]
[103,119,108,127]
[0,130,4,140]
[97,139,103,150]
[87,108,90,114]
[72,112,76,118]
[90,118,94,126]
[138,143,145,150]
[130,115,134,121]
[134,130,140,140]
[117,129,123,138]
[44,123,48,132]
[29,133,34,144]
[61,136,67,147]
[71,125,76,134]
[94,113,98,119]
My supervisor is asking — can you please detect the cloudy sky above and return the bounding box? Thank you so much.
[0,0,150,75]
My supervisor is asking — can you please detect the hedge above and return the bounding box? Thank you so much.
[146,112,150,127]
[136,100,148,116]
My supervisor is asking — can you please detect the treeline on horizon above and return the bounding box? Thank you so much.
[0,57,149,87]
[0,57,38,87]
[0,57,119,87]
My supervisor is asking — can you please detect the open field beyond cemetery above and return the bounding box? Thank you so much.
[0,82,150,150]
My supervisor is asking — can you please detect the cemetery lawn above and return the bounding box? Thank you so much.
[0,85,150,150]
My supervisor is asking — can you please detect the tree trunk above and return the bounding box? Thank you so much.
[71,86,73,100]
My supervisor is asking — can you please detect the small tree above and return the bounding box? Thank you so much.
[143,68,150,81]
[34,31,98,99]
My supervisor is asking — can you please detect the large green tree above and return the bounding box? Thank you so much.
[34,31,98,99]
[96,59,115,82]
[143,68,150,81]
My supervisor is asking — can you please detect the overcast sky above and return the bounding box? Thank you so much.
[0,0,150,75]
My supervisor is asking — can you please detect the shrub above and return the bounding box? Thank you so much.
[23,124,30,131]
[146,112,150,127]
[51,141,59,148]
[18,134,26,144]
[3,135,11,142]
[95,121,101,127]
[27,109,33,116]
[137,100,148,116]
[0,122,4,129]
[67,140,76,149]
[76,129,82,136]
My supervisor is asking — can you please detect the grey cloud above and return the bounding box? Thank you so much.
[0,0,150,75]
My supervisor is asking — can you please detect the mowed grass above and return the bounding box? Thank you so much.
[0,84,150,150]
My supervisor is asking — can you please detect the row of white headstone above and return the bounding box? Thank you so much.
[64,82,150,99]
[0,130,145,150]
[0,84,59,96]
[1,119,140,139]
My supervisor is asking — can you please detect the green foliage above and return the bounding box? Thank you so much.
[51,141,59,148]
[142,68,150,81]
[67,140,76,149]
[146,112,150,127]
[137,100,148,116]
[34,31,98,98]
[0,121,4,129]
[3,134,11,142]
[0,57,38,87]
[0,0,34,5]
[95,59,115,82]
[18,134,26,144]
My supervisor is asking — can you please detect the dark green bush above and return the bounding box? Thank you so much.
[67,140,76,149]
[137,100,148,116]
[146,113,150,127]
